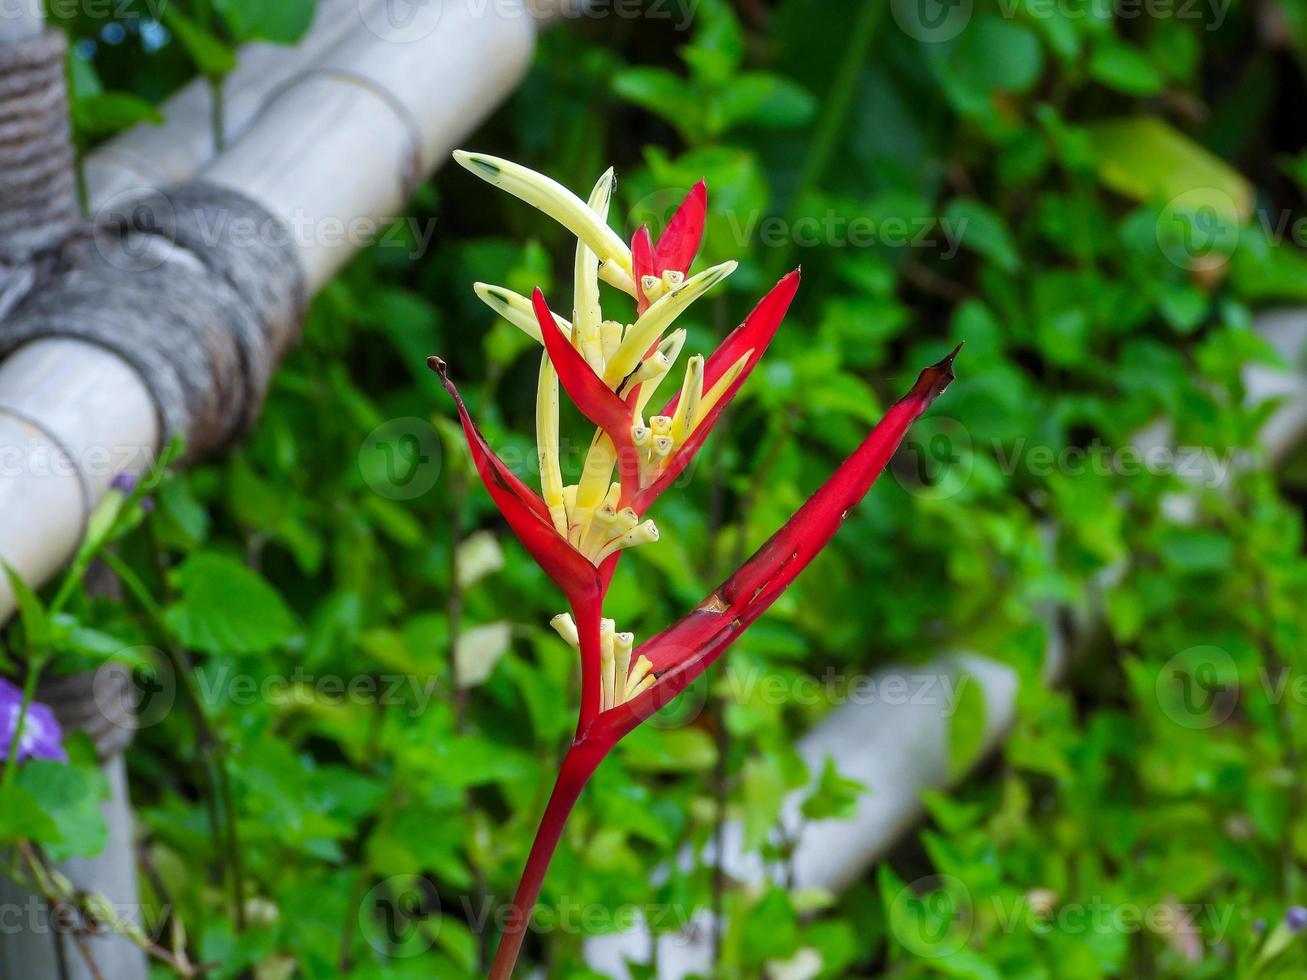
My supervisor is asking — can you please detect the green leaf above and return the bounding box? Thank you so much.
[163,8,237,76]
[944,199,1021,272]
[164,553,298,655]
[15,762,108,859]
[800,758,864,822]
[742,755,787,850]
[1085,117,1253,219]
[213,0,317,44]
[947,672,987,777]
[620,727,717,773]
[612,68,699,137]
[4,563,49,656]
[716,73,816,132]
[0,783,58,844]
[929,16,1043,117]
[1157,529,1232,572]
[683,0,745,83]
[742,887,800,963]
[1088,40,1166,96]
[71,93,163,137]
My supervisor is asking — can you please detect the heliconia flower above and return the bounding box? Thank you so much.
[442,152,961,979]
[0,677,67,765]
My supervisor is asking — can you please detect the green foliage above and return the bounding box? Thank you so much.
[163,552,298,654]
[6,0,1307,976]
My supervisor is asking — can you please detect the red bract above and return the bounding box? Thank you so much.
[483,344,960,979]
[429,357,601,609]
[633,182,707,313]
[601,345,960,739]
[654,180,707,274]
[631,226,657,313]
[533,290,631,433]
[635,269,802,513]
[530,289,645,499]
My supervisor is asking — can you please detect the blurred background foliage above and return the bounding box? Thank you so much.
[7,0,1307,975]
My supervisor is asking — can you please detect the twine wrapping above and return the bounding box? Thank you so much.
[0,30,79,264]
[0,181,308,460]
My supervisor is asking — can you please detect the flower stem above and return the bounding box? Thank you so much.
[489,737,609,979]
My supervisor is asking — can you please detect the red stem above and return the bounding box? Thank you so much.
[488,738,610,979]
[572,596,604,734]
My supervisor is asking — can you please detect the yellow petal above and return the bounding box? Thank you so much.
[670,354,704,445]
[474,283,572,345]
[625,654,653,692]
[572,171,612,372]
[594,519,659,563]
[634,330,688,415]
[536,354,569,536]
[600,619,616,710]
[550,613,579,648]
[455,152,632,281]
[602,261,737,387]
[696,349,753,426]
[613,631,634,704]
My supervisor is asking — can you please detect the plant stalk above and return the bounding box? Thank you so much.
[488,737,609,979]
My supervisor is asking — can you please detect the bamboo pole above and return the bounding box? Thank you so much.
[83,0,382,208]
[0,0,538,620]
[0,1,42,42]
[202,0,536,290]
[584,309,1307,978]
[0,5,539,978]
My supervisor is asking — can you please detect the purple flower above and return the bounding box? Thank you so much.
[110,472,137,495]
[1287,906,1307,933]
[139,496,156,514]
[0,677,67,764]
[1253,918,1266,933]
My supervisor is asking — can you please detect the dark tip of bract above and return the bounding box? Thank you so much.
[912,343,962,402]
[427,355,447,378]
